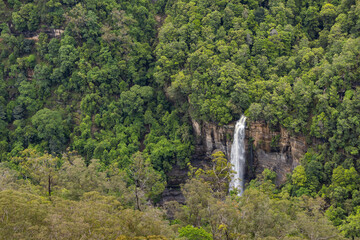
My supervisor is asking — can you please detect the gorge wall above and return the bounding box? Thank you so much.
[161,119,307,203]
[247,122,307,184]
[191,119,307,185]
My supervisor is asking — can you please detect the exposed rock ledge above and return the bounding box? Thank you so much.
[161,119,307,204]
[192,120,307,185]
[191,119,235,160]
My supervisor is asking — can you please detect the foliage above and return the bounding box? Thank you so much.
[192,151,233,196]
[0,149,346,239]
[0,189,174,240]
[168,169,344,240]
[127,152,166,209]
[31,108,68,153]
[0,0,360,238]
[0,0,193,180]
[178,225,213,240]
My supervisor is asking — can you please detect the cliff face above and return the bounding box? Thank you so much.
[192,120,307,185]
[161,119,307,203]
[191,119,235,160]
[247,122,307,184]
[160,120,235,204]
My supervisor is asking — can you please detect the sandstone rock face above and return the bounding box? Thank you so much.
[192,119,235,160]
[160,120,235,204]
[247,121,307,184]
[160,165,186,204]
[192,120,307,185]
[161,119,307,203]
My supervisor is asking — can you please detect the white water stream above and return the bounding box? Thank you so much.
[229,115,247,196]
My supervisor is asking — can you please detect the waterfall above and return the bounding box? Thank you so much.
[229,115,247,196]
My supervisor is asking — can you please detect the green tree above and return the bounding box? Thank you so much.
[12,149,59,197]
[31,108,68,153]
[194,151,233,197]
[0,190,48,239]
[127,152,166,210]
[178,225,213,240]
[12,3,40,31]
[340,208,360,239]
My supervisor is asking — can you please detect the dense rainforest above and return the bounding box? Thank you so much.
[0,0,359,239]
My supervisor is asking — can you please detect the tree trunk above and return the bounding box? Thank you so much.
[48,174,51,197]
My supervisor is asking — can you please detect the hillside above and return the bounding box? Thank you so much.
[0,0,359,239]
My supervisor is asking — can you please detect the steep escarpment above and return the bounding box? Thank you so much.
[190,119,307,185]
[160,119,236,203]
[248,122,307,185]
[191,119,234,160]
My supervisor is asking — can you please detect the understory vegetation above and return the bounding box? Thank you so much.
[0,0,360,239]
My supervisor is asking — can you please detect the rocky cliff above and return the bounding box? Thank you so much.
[160,120,236,204]
[192,119,307,185]
[161,119,307,203]
[247,122,307,184]
[191,119,235,160]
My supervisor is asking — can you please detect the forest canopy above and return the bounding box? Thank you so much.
[0,0,360,239]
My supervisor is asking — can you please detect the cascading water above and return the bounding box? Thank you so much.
[229,115,247,196]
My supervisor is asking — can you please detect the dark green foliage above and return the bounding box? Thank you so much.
[31,108,68,153]
[12,3,40,31]
[0,0,360,238]
[0,0,193,176]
